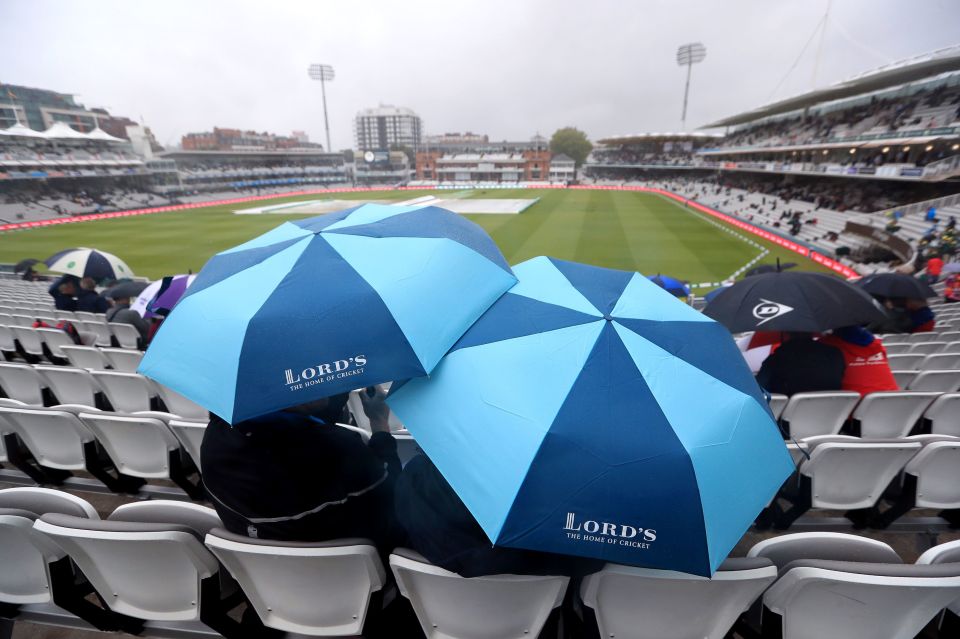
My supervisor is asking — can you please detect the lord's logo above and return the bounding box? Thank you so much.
[752,299,794,325]
[563,512,657,549]
[284,355,367,391]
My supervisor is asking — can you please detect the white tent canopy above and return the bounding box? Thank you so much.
[0,123,50,139]
[86,127,126,143]
[42,121,95,140]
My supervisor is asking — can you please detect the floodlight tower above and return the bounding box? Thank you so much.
[308,63,335,151]
[676,43,706,130]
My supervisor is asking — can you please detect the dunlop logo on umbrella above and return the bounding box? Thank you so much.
[752,299,794,325]
[285,355,368,390]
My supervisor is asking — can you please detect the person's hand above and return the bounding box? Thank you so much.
[359,385,391,433]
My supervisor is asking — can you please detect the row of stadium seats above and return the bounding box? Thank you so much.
[2,487,958,638]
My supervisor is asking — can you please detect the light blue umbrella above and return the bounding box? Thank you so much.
[139,203,516,423]
[388,256,793,576]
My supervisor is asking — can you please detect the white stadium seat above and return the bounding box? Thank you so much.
[778,392,860,440]
[108,323,141,350]
[167,419,207,473]
[908,370,960,392]
[926,393,960,437]
[0,407,97,471]
[100,348,143,373]
[390,548,568,639]
[206,529,388,636]
[78,321,112,348]
[761,560,960,639]
[78,413,180,479]
[921,352,960,370]
[59,345,110,371]
[34,366,98,407]
[891,370,918,388]
[151,382,208,421]
[90,371,154,413]
[748,532,902,569]
[768,394,789,420]
[0,362,46,405]
[909,341,947,355]
[851,391,938,438]
[11,327,45,359]
[580,558,777,639]
[34,327,75,360]
[886,353,926,370]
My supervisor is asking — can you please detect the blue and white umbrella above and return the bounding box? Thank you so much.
[388,256,793,576]
[139,203,517,424]
[647,274,691,297]
[44,247,133,281]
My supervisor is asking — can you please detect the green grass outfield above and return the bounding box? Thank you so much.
[0,189,834,285]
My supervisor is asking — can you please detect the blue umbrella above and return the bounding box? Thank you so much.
[703,284,733,303]
[388,256,793,576]
[647,274,691,297]
[139,203,516,423]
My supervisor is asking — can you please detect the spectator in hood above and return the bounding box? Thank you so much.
[755,332,845,397]
[201,388,402,556]
[820,326,899,396]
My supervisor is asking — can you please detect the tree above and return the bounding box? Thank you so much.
[390,144,415,165]
[550,127,592,167]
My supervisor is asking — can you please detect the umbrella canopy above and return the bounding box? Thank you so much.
[703,284,733,303]
[744,263,797,277]
[105,280,149,300]
[387,256,794,576]
[132,274,196,319]
[44,248,133,281]
[856,272,937,300]
[647,274,691,297]
[943,262,960,275]
[703,271,885,333]
[14,258,39,273]
[139,203,517,424]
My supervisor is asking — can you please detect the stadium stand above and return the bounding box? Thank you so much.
[3,272,960,638]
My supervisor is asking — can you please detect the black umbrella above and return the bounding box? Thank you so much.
[105,280,149,300]
[856,273,937,300]
[14,258,39,273]
[704,271,886,333]
[744,262,797,277]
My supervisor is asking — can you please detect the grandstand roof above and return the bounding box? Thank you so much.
[0,123,48,138]
[597,132,724,145]
[703,45,960,128]
[86,127,126,143]
[43,121,94,140]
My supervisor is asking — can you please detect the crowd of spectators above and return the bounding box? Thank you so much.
[719,83,960,150]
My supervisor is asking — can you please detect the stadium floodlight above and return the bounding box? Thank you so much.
[676,42,706,129]
[308,63,335,152]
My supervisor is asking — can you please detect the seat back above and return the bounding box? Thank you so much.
[801,441,921,509]
[0,324,15,351]
[109,323,140,349]
[769,394,789,420]
[12,327,45,356]
[0,488,98,605]
[35,327,75,358]
[0,407,95,470]
[882,343,911,355]
[909,341,947,355]
[887,353,926,370]
[909,370,960,392]
[79,321,112,347]
[34,514,218,622]
[206,529,384,635]
[904,440,960,509]
[0,362,45,405]
[153,382,209,421]
[35,365,98,407]
[852,391,939,438]
[921,353,960,370]
[90,371,153,412]
[167,420,206,472]
[59,345,109,370]
[110,501,222,537]
[748,533,901,571]
[390,550,568,639]
[762,560,960,639]
[580,558,776,639]
[891,370,917,388]
[780,392,861,440]
[100,348,143,373]
[79,413,179,478]
[926,393,960,436]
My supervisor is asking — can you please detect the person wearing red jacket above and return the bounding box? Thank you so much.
[820,326,899,396]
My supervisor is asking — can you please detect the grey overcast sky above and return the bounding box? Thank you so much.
[2,0,958,150]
